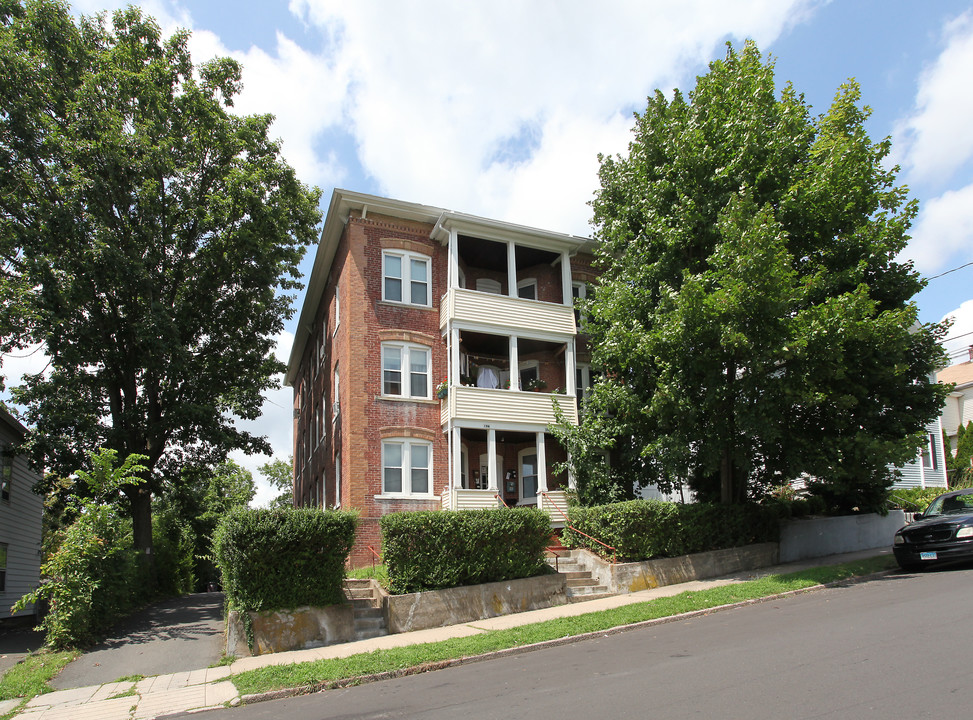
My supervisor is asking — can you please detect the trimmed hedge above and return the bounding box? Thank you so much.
[564,499,779,563]
[381,508,551,595]
[213,507,357,611]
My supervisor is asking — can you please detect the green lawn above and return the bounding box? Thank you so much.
[233,555,895,696]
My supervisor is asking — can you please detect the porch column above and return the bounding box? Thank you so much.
[507,242,517,298]
[561,250,573,306]
[451,326,461,387]
[566,449,577,490]
[565,338,577,399]
[448,229,459,289]
[452,426,463,490]
[509,335,519,391]
[487,429,498,490]
[536,432,548,493]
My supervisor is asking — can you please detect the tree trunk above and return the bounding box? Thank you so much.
[720,447,734,504]
[127,484,156,589]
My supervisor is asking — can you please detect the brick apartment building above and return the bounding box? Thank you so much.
[285,189,598,566]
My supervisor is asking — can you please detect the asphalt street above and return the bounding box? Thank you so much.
[178,564,973,720]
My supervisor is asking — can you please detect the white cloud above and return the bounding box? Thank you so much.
[941,299,973,365]
[288,0,816,235]
[226,330,295,507]
[905,182,973,274]
[894,11,973,184]
[0,343,49,399]
[186,29,351,191]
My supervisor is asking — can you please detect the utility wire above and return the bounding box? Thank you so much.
[927,261,973,281]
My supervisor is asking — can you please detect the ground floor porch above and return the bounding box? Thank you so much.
[441,426,573,524]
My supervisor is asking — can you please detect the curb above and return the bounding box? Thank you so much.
[239,568,894,706]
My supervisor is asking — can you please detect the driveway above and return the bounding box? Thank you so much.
[0,621,44,678]
[51,592,225,690]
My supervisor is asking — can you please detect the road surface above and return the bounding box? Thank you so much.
[180,565,973,719]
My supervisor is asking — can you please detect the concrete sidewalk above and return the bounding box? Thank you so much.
[1,549,891,720]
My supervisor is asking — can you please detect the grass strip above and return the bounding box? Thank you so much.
[233,555,894,696]
[0,648,79,720]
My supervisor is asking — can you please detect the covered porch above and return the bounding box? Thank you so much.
[441,427,573,525]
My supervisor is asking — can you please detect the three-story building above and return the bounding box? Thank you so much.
[286,190,597,566]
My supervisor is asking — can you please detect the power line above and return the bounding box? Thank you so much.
[927,261,973,281]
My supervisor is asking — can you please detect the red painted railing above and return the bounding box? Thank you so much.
[365,544,382,572]
[539,490,617,565]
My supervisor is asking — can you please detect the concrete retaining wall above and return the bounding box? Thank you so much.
[225,604,356,657]
[779,511,904,563]
[574,543,780,595]
[385,572,567,634]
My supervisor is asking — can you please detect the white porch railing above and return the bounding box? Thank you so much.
[441,487,504,511]
[538,490,570,526]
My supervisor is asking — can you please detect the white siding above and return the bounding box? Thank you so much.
[0,423,43,619]
[441,288,576,338]
[892,417,947,490]
[443,385,578,429]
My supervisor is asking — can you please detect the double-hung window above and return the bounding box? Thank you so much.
[382,439,431,496]
[382,343,430,399]
[1,447,11,502]
[383,250,430,306]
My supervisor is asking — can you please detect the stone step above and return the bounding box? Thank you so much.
[566,577,600,588]
[354,607,383,620]
[355,628,389,641]
[567,591,614,603]
[345,587,376,600]
[354,616,386,631]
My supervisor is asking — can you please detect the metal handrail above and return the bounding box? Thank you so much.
[495,492,509,508]
[539,490,617,565]
[365,544,382,572]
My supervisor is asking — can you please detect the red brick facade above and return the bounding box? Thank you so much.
[288,191,597,567]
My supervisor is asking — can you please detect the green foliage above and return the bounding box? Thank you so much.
[154,460,257,591]
[259,457,293,509]
[564,499,779,562]
[888,487,943,512]
[563,40,949,509]
[14,449,148,649]
[381,508,552,595]
[0,1,322,559]
[950,421,973,473]
[213,508,357,612]
[151,507,196,596]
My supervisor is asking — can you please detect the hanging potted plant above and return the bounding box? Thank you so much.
[436,381,449,399]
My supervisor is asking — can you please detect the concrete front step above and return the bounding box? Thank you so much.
[567,591,615,603]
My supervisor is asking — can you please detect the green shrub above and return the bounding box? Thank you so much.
[381,508,551,595]
[15,505,139,649]
[888,486,946,512]
[564,499,779,562]
[213,508,357,612]
[152,508,196,596]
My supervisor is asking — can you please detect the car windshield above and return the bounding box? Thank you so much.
[924,493,973,517]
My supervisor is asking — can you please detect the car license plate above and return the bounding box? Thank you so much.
[920,551,938,561]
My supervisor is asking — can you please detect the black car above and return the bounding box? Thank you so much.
[893,488,973,571]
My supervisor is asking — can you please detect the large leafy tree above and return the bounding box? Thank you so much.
[568,42,948,511]
[0,1,321,560]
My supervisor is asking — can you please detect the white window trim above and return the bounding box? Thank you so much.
[332,286,340,337]
[381,342,432,400]
[382,250,431,307]
[332,365,340,423]
[519,447,539,503]
[517,277,537,300]
[335,454,341,508]
[379,438,433,498]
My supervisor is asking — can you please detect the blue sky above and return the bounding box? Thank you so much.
[7,0,973,502]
